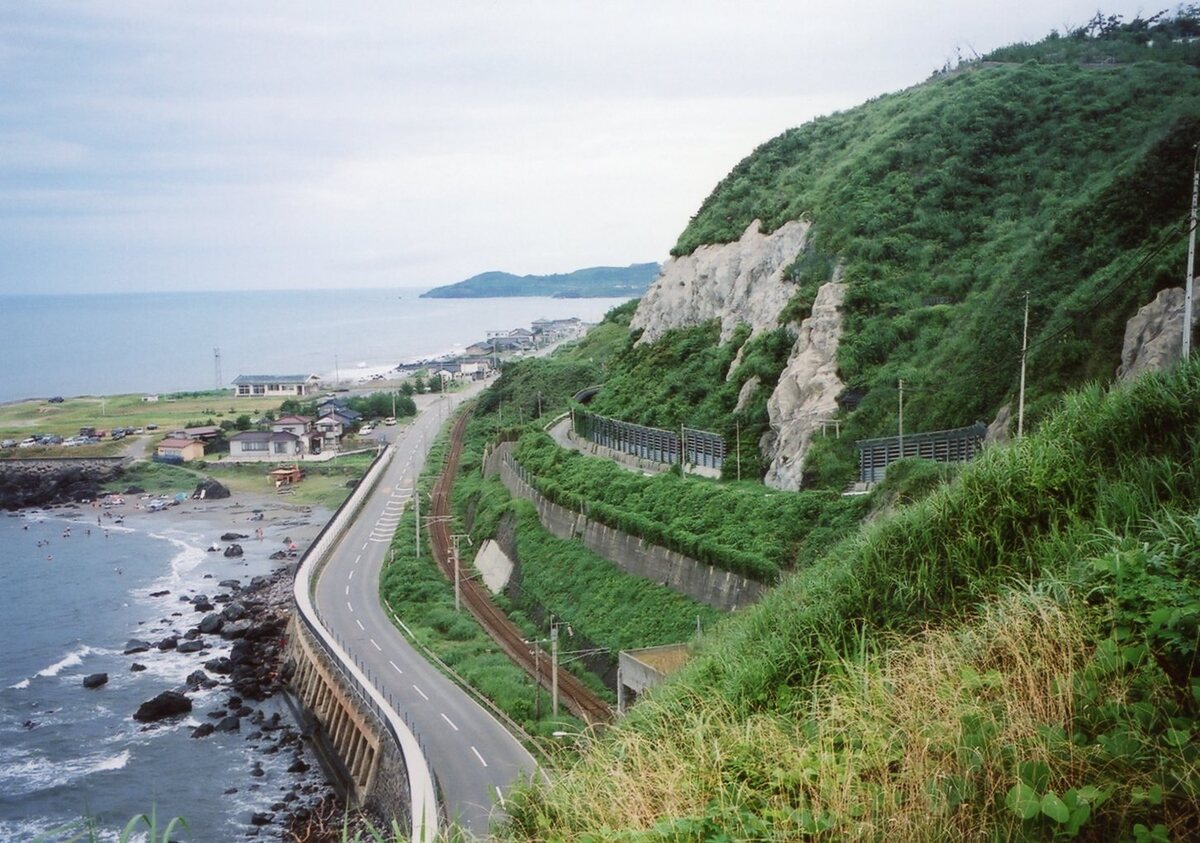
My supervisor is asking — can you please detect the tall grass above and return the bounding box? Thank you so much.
[500,363,1200,840]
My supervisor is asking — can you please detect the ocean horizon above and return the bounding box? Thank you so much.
[0,287,630,404]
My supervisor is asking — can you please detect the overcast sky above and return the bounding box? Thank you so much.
[0,1,1141,295]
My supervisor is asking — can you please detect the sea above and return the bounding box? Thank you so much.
[0,289,628,838]
[0,509,318,841]
[0,288,630,404]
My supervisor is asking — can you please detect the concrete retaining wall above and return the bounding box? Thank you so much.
[487,442,764,612]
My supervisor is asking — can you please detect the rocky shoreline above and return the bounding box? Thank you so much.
[120,555,342,839]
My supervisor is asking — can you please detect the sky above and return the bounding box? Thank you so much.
[0,1,1144,295]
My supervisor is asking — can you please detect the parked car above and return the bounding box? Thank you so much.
[359,425,375,435]
[384,417,397,426]
[1,439,15,448]
[47,396,64,403]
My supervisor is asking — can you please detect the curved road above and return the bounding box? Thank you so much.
[313,384,538,838]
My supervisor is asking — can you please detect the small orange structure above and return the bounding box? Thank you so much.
[269,465,304,489]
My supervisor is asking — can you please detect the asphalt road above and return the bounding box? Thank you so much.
[313,383,539,838]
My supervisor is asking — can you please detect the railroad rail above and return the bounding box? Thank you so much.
[428,407,613,726]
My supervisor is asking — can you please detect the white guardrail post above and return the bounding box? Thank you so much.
[291,444,440,843]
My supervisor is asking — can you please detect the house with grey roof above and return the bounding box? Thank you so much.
[228,430,302,459]
[232,374,321,398]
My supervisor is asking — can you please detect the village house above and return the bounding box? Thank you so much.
[167,425,222,442]
[155,437,205,463]
[232,374,322,398]
[228,430,302,459]
[271,414,319,454]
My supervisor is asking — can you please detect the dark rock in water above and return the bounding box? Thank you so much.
[219,578,241,589]
[287,759,309,773]
[130,662,147,672]
[223,543,244,558]
[123,639,151,655]
[193,478,230,500]
[185,670,209,689]
[221,601,248,622]
[215,715,240,732]
[82,673,108,689]
[224,787,238,795]
[198,613,224,634]
[269,550,287,560]
[193,599,214,612]
[245,730,263,741]
[191,723,215,739]
[235,705,254,717]
[182,628,201,640]
[220,532,249,541]
[213,593,230,603]
[248,575,269,591]
[250,765,266,778]
[204,656,233,675]
[156,636,178,651]
[176,640,204,654]
[148,589,170,597]
[133,690,191,722]
[250,812,273,826]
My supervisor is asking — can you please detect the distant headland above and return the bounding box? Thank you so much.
[420,262,659,299]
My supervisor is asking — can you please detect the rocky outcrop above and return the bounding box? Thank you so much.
[986,404,1012,445]
[133,690,192,722]
[0,458,127,510]
[763,280,847,490]
[1117,287,1191,381]
[193,478,230,500]
[631,220,811,344]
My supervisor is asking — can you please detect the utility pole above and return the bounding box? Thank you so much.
[897,379,905,460]
[1185,143,1199,361]
[735,419,742,482]
[550,623,560,717]
[1018,291,1030,438]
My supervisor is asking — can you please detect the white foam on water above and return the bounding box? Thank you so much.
[0,746,133,795]
[145,533,207,589]
[17,644,115,685]
[9,678,30,690]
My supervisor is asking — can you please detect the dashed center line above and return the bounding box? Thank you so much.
[371,638,382,651]
[470,746,488,767]
[361,542,368,551]
[356,619,364,631]
[440,712,459,731]
[412,684,429,701]
[349,569,355,580]
[344,586,349,596]
[389,660,403,674]
[495,786,505,807]
[347,601,354,613]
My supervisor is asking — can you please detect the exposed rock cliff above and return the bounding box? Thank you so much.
[1117,287,1190,381]
[763,279,847,490]
[631,219,810,344]
[0,458,127,510]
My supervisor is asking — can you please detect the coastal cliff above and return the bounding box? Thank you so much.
[0,457,128,510]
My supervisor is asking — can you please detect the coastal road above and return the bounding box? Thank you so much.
[313,382,539,837]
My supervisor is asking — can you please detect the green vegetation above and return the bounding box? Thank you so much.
[501,361,1200,841]
[421,263,659,298]
[511,432,865,581]
[201,453,373,509]
[118,460,205,495]
[379,425,582,738]
[632,13,1200,486]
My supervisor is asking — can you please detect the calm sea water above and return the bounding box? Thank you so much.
[0,510,325,841]
[0,288,630,403]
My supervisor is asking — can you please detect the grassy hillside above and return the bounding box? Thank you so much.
[501,359,1200,842]
[610,16,1200,485]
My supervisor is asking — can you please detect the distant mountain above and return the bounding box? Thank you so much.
[420,263,660,299]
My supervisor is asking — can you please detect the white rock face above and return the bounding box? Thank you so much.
[1117,287,1189,382]
[631,219,810,344]
[763,280,847,490]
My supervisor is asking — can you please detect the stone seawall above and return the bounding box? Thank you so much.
[0,456,130,510]
[487,442,764,612]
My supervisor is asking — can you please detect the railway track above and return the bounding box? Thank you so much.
[427,407,613,726]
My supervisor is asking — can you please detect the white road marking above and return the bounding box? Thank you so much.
[413,684,429,701]
[495,786,505,807]
[440,712,459,731]
[356,619,364,631]
[345,586,349,595]
[471,746,488,767]
[347,601,353,613]
[361,542,368,551]
[349,569,355,580]
[371,638,382,651]
[389,660,403,674]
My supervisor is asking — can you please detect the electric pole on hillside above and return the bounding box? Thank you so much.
[1184,143,1199,362]
[897,379,905,459]
[1018,292,1030,439]
[213,347,222,390]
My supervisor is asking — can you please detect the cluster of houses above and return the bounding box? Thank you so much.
[153,398,366,464]
[155,317,589,465]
